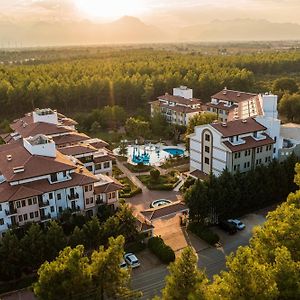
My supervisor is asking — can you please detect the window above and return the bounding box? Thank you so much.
[234,152,241,159]
[23,214,28,221]
[90,197,94,204]
[234,165,237,171]
[245,150,250,156]
[50,173,58,182]
[30,212,34,219]
[63,171,67,177]
[109,193,112,199]
[86,198,90,205]
[247,162,250,168]
[21,200,26,207]
[253,131,257,138]
[50,206,54,212]
[104,162,110,169]
[244,162,247,168]
[16,201,21,208]
[204,157,209,164]
[205,146,210,153]
[274,136,277,142]
[33,197,37,204]
[85,186,88,192]
[49,193,53,200]
[95,163,102,170]
[57,193,61,200]
[86,166,93,171]
[59,206,63,213]
[273,148,276,154]
[230,137,234,143]
[89,185,92,191]
[112,192,116,198]
[0,204,2,211]
[0,218,3,225]
[205,134,210,142]
[18,215,23,222]
[28,198,32,206]
[35,211,39,217]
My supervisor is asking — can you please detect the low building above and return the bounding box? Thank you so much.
[279,123,300,161]
[150,86,204,126]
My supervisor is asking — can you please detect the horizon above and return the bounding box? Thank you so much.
[1,0,300,46]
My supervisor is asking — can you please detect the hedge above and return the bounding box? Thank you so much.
[188,223,220,246]
[148,237,175,264]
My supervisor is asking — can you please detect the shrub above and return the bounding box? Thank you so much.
[148,237,175,264]
[188,223,220,246]
[150,169,160,181]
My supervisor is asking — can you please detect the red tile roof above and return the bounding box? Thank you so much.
[52,132,90,146]
[59,145,98,156]
[211,118,266,137]
[140,201,189,221]
[223,134,275,152]
[94,154,115,164]
[0,142,76,182]
[158,94,202,106]
[212,89,258,103]
[0,167,98,203]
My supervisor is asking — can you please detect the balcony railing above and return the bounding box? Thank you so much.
[5,208,17,216]
[68,193,79,200]
[41,213,51,221]
[39,200,50,207]
[70,205,81,212]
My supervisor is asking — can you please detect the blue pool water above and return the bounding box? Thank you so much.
[163,148,184,156]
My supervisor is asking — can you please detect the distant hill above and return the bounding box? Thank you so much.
[0,16,167,46]
[179,19,300,41]
[1,17,300,46]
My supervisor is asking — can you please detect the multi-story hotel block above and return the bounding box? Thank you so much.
[150,86,204,126]
[2,108,114,176]
[189,90,283,178]
[0,109,122,236]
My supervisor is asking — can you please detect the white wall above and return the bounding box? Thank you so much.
[33,110,58,125]
[173,87,193,99]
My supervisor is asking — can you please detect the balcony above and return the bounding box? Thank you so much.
[41,213,51,221]
[68,193,79,200]
[5,208,17,216]
[39,200,50,207]
[70,205,81,213]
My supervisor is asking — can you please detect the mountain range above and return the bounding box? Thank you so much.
[0,16,300,47]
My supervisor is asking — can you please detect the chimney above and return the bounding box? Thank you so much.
[221,122,227,127]
[6,154,12,161]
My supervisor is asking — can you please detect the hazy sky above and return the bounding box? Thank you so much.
[1,0,300,26]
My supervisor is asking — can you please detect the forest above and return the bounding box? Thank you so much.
[1,47,300,129]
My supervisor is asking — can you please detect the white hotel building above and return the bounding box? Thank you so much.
[189,90,283,178]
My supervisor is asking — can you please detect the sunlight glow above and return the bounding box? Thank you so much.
[74,0,145,19]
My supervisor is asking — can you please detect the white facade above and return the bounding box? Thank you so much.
[173,86,193,99]
[32,108,58,125]
[23,135,56,158]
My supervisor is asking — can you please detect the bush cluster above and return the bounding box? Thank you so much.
[188,223,220,246]
[148,237,175,264]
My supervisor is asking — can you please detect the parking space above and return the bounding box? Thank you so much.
[131,248,162,275]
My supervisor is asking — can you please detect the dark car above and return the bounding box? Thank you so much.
[219,220,237,234]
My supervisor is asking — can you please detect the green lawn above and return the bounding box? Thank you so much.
[160,156,189,169]
[137,172,180,190]
[118,177,142,198]
[124,163,154,173]
[112,165,124,178]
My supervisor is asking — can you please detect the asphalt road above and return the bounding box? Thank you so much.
[131,212,266,300]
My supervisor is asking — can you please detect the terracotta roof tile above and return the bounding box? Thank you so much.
[211,118,266,137]
[53,132,90,146]
[223,134,275,152]
[59,145,98,156]
[140,202,188,221]
[212,89,258,103]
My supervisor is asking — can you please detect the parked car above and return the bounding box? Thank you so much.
[219,220,237,234]
[228,219,246,230]
[119,259,127,269]
[124,253,140,268]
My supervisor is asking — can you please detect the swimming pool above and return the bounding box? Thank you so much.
[163,148,184,156]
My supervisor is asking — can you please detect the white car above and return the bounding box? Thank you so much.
[124,253,140,268]
[228,219,246,230]
[119,259,127,269]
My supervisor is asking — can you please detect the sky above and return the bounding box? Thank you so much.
[1,0,300,27]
